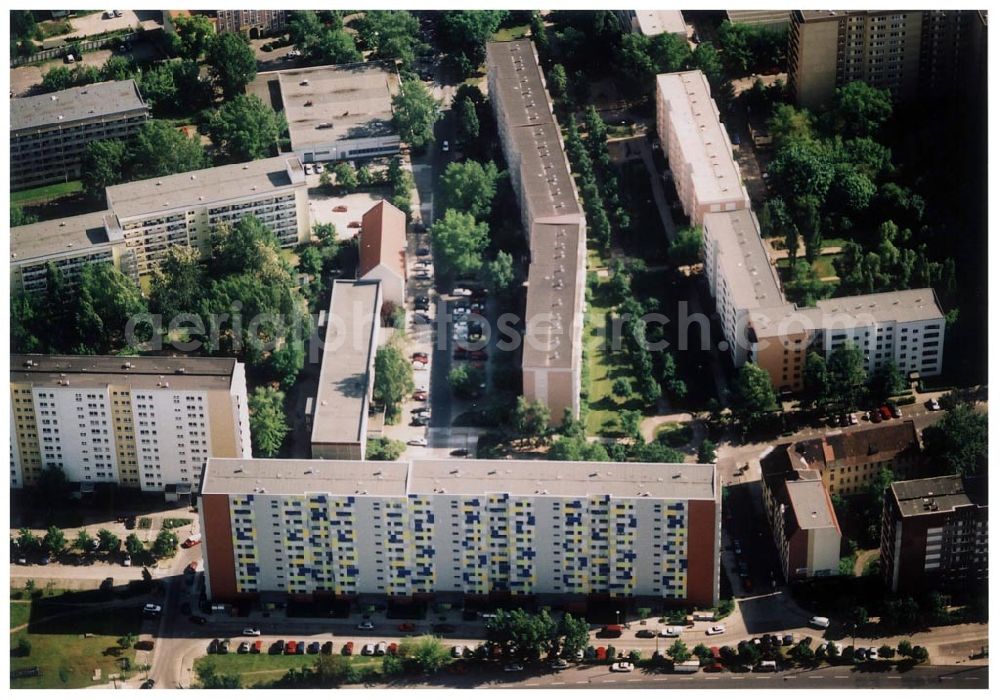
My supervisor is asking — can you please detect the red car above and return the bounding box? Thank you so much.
[348,221,362,228]
[412,352,429,363]
[342,641,354,656]
[388,642,398,656]
[412,391,428,401]
[705,662,724,672]
[252,640,263,654]
[397,623,416,632]
[879,405,893,420]
[285,640,297,655]
[332,205,348,212]
[181,535,201,548]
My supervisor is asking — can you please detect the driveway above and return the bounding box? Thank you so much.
[55,10,161,43]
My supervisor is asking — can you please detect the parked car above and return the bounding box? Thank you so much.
[208,639,220,654]
[879,405,893,420]
[321,641,334,655]
[238,641,250,654]
[636,629,656,639]
[388,642,398,656]
[706,625,726,636]
[284,640,297,655]
[398,623,416,632]
[218,640,230,654]
[870,409,883,423]
[407,437,427,447]
[252,640,263,654]
[441,140,450,152]
[415,269,432,280]
[295,641,305,655]
[411,416,429,427]
[551,658,570,669]
[412,390,428,401]
[413,313,432,325]
[243,627,261,637]
[140,679,156,689]
[308,641,321,654]
[270,640,284,655]
[450,448,469,457]
[926,398,941,411]
[375,641,388,656]
[412,352,429,362]
[357,620,375,630]
[808,616,830,629]
[610,662,634,673]
[889,403,903,418]
[414,296,430,311]
[451,645,465,658]
[782,634,795,646]
[416,247,430,256]
[181,535,201,548]
[362,643,376,656]
[756,660,777,672]
[342,641,354,656]
[660,626,682,637]
[504,663,525,672]
[143,603,162,617]
[452,287,472,297]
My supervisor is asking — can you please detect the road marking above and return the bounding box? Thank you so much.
[552,682,566,686]
[602,679,616,683]
[834,675,848,679]
[809,676,822,679]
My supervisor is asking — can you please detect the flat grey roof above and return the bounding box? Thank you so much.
[511,121,583,221]
[273,63,399,150]
[202,458,409,497]
[310,280,381,448]
[784,478,837,530]
[634,10,687,36]
[11,354,238,392]
[201,458,717,500]
[105,156,304,219]
[11,79,147,132]
[10,210,117,264]
[704,210,784,310]
[657,71,746,207]
[751,288,944,339]
[891,475,987,518]
[725,10,791,27]
[523,223,584,370]
[486,40,550,128]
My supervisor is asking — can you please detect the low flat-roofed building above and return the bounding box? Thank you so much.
[10,210,137,294]
[632,10,688,37]
[701,210,784,365]
[760,451,841,580]
[199,458,720,605]
[10,354,251,492]
[881,474,987,593]
[725,10,791,28]
[11,79,150,190]
[257,62,400,164]
[310,280,382,461]
[358,201,407,306]
[105,156,309,276]
[656,71,750,225]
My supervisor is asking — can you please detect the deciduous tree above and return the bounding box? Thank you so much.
[392,79,441,150]
[204,94,284,162]
[205,32,257,100]
[248,386,289,457]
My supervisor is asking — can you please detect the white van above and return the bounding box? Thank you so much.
[756,660,777,672]
[808,616,830,629]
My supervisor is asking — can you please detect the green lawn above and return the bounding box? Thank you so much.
[11,180,84,205]
[194,651,382,687]
[656,422,693,448]
[10,607,142,689]
[583,277,647,437]
[776,253,840,280]
[492,25,530,41]
[11,601,32,629]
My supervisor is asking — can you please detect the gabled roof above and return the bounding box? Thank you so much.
[358,200,407,282]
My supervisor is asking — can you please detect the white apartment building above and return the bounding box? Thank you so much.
[656,71,750,225]
[11,355,252,493]
[200,459,721,607]
[701,210,784,366]
[104,156,310,277]
[487,40,587,426]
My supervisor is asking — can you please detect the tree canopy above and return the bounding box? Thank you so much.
[392,79,441,149]
[167,14,216,60]
[205,31,257,99]
[922,403,988,477]
[355,11,422,67]
[248,386,289,457]
[439,160,499,220]
[430,209,489,280]
[373,345,414,421]
[203,94,285,162]
[130,120,208,180]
